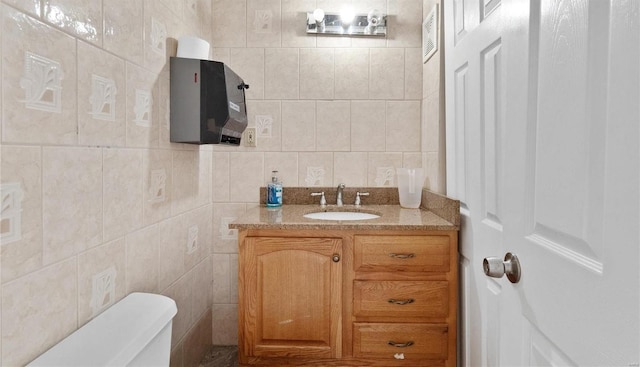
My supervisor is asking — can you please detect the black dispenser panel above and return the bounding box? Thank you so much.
[170,57,248,145]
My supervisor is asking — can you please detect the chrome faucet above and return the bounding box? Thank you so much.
[336,183,345,206]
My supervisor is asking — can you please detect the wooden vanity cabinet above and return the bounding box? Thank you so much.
[239,234,343,363]
[238,229,458,367]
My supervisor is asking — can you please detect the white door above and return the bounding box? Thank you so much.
[444,1,639,366]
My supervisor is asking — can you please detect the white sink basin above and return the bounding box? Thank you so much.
[303,211,380,221]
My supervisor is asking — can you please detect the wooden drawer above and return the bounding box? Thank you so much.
[354,235,450,272]
[353,281,449,319]
[353,323,448,360]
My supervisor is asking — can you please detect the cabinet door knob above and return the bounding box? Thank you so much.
[387,341,414,348]
[387,298,415,305]
[332,254,341,262]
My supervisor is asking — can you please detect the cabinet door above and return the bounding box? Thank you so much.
[242,237,342,359]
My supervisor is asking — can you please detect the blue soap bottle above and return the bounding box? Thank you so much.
[266,170,283,207]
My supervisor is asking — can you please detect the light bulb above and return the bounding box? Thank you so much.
[367,9,382,27]
[340,7,355,25]
[313,8,325,23]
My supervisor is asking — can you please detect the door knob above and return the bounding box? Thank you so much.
[483,252,521,283]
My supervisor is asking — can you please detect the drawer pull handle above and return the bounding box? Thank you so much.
[388,298,415,305]
[388,253,415,259]
[387,341,414,348]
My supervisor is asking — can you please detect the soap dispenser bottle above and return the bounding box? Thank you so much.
[266,170,283,207]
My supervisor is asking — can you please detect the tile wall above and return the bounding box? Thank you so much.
[0,1,215,366]
[207,0,445,345]
[0,0,447,365]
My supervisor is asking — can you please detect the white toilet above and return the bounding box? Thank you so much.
[28,292,177,367]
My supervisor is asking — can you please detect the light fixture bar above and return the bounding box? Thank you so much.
[306,11,388,37]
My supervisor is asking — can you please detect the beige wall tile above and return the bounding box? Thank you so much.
[212,254,231,303]
[184,205,213,272]
[42,147,103,265]
[212,47,231,64]
[247,0,281,47]
[1,258,77,367]
[212,152,230,202]
[335,48,370,100]
[212,0,247,48]
[103,148,144,241]
[282,101,315,151]
[1,8,77,145]
[282,0,316,48]
[247,100,282,151]
[126,224,160,293]
[424,151,440,191]
[191,0,213,40]
[403,152,424,169]
[172,150,200,215]
[367,152,403,187]
[103,0,144,65]
[163,272,193,348]
[300,48,335,100]
[77,238,127,326]
[77,41,126,147]
[183,310,212,367]
[351,101,386,152]
[212,203,246,253]
[405,48,423,100]
[423,94,440,151]
[265,48,299,99]
[143,0,173,74]
[334,152,368,186]
[298,152,334,187]
[143,149,173,225]
[316,101,350,151]
[229,254,239,303]
[229,48,265,100]
[229,152,264,202]
[212,304,238,345]
[386,101,421,151]
[264,152,299,187]
[125,62,159,148]
[387,0,422,48]
[170,342,184,367]
[370,48,405,100]
[43,0,103,45]
[191,258,213,321]
[158,215,186,290]
[2,0,40,17]
[159,76,172,148]
[196,150,212,207]
[1,146,42,283]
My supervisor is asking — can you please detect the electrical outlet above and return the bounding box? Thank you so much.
[245,127,257,147]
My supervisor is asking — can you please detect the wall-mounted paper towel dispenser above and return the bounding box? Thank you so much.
[170,57,249,145]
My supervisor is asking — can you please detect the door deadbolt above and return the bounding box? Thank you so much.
[483,252,521,283]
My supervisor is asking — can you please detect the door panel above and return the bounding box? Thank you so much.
[445,0,639,366]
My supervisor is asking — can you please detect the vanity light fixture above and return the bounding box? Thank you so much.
[306,8,387,37]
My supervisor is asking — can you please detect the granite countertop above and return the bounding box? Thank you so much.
[228,204,458,231]
[229,188,460,231]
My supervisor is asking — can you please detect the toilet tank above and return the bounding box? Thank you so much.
[27,293,177,367]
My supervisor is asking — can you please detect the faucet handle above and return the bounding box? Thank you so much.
[355,192,369,206]
[310,192,326,206]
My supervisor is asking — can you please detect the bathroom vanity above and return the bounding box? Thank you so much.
[230,190,459,367]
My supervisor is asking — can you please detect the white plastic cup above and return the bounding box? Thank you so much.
[396,168,425,208]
